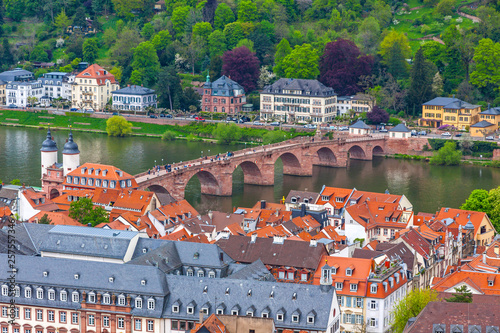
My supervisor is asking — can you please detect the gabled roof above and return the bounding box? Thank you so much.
[112,84,155,95]
[316,186,353,209]
[191,314,227,333]
[262,78,335,97]
[389,124,410,132]
[479,107,500,115]
[471,120,495,128]
[436,207,491,236]
[227,259,276,282]
[285,190,320,204]
[349,120,371,129]
[205,75,245,95]
[399,229,432,259]
[432,271,500,295]
[63,163,137,190]
[28,211,80,226]
[75,64,117,85]
[216,235,327,270]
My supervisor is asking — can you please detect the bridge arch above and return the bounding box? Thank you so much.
[237,161,264,185]
[373,145,384,156]
[348,145,366,159]
[186,170,223,196]
[316,147,337,164]
[275,151,312,176]
[147,184,171,194]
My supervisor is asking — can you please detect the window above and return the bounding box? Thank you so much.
[187,307,194,314]
[370,300,377,310]
[350,284,358,292]
[36,310,43,321]
[72,312,78,324]
[370,318,377,327]
[48,310,54,322]
[172,305,179,313]
[118,295,126,306]
[135,319,142,330]
[287,271,294,280]
[60,311,66,323]
[148,299,155,310]
[60,290,67,302]
[292,315,299,322]
[209,271,216,278]
[72,292,79,303]
[489,280,494,286]
[48,289,55,300]
[102,294,110,304]
[278,271,285,279]
[118,318,125,329]
[231,310,239,316]
[147,320,154,331]
[301,273,308,281]
[187,269,194,276]
[88,314,95,326]
[25,287,32,298]
[262,312,269,318]
[24,308,31,320]
[335,282,343,290]
[135,297,143,308]
[356,314,363,325]
[276,314,284,321]
[356,297,363,308]
[1,285,7,296]
[346,268,352,276]
[103,316,109,327]
[1,306,7,317]
[371,284,378,294]
[197,270,204,277]
[88,293,96,303]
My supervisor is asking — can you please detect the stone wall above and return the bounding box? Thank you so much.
[384,137,430,155]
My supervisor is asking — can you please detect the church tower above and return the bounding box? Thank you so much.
[62,129,80,176]
[40,128,58,178]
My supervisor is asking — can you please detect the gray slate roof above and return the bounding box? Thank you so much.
[285,190,320,204]
[226,259,275,282]
[204,75,245,96]
[40,225,143,260]
[471,120,494,128]
[480,107,500,115]
[0,68,34,82]
[0,254,168,317]
[163,274,335,331]
[349,120,371,129]
[423,97,479,109]
[112,85,156,95]
[389,124,410,132]
[3,223,55,254]
[263,78,335,97]
[62,130,79,154]
[40,128,58,152]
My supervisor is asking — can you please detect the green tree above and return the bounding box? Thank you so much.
[208,30,227,57]
[435,0,455,16]
[460,189,492,213]
[141,23,155,40]
[82,38,99,64]
[103,28,117,48]
[273,38,292,77]
[151,30,172,51]
[446,286,473,303]
[30,45,49,62]
[236,39,254,52]
[156,65,182,111]
[407,48,435,116]
[5,0,24,21]
[470,38,500,96]
[112,0,143,18]
[132,41,160,86]
[10,179,21,185]
[379,31,411,79]
[172,5,191,35]
[486,187,500,232]
[192,22,213,41]
[162,130,176,141]
[281,44,319,79]
[106,116,133,137]
[212,123,242,144]
[54,9,71,33]
[369,0,392,27]
[391,288,438,333]
[214,3,235,30]
[223,22,245,49]
[432,72,444,96]
[238,0,258,22]
[110,66,123,82]
[69,197,109,227]
[2,39,14,66]
[263,130,289,144]
[430,141,462,165]
[129,70,143,85]
[39,213,52,225]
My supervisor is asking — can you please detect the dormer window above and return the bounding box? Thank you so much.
[187,269,193,276]
[336,197,344,203]
[292,315,299,322]
[141,279,146,285]
[148,299,155,310]
[36,288,44,299]
[371,284,378,294]
[350,284,358,292]
[332,267,337,275]
[60,290,67,302]
[118,295,126,306]
[72,292,79,303]
[209,271,216,278]
[25,287,32,298]
[307,316,315,324]
[197,270,204,277]
[172,305,179,313]
[48,289,55,300]
[187,306,194,314]
[489,280,494,286]
[231,309,239,316]
[135,297,143,308]
[291,197,297,203]
[335,282,343,290]
[276,313,284,321]
[88,292,96,303]
[102,294,111,304]
[346,268,352,276]
[385,217,390,222]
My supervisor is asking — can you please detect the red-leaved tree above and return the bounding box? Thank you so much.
[319,39,374,96]
[222,46,260,93]
[367,106,390,124]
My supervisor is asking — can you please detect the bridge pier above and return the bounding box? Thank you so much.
[242,162,275,186]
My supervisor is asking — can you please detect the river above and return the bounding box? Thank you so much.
[1,126,499,214]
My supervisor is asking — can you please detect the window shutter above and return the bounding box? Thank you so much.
[360,298,364,308]
[375,319,379,328]
[350,315,355,324]
[343,314,346,323]
[346,297,351,307]
[376,301,379,310]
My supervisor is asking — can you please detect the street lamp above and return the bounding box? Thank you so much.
[201,151,203,157]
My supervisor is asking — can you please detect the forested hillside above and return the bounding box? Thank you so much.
[1,0,500,116]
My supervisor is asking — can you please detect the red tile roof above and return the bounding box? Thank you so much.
[29,211,80,226]
[316,187,353,209]
[432,270,500,295]
[63,163,137,190]
[0,206,11,217]
[76,64,117,85]
[436,207,491,236]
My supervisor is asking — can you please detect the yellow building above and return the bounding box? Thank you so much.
[470,120,497,137]
[0,80,5,105]
[419,97,481,130]
[72,64,119,111]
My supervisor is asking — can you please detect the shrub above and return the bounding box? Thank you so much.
[430,141,461,165]
[389,117,401,125]
[212,123,242,144]
[161,130,176,141]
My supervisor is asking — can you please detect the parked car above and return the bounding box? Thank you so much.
[441,132,452,137]
[303,124,317,129]
[112,112,119,115]
[253,121,264,126]
[455,133,462,137]
[418,131,427,136]
[270,122,280,126]
[70,108,78,112]
[166,114,173,118]
[8,104,18,109]
[190,114,196,118]
[329,125,337,130]
[486,136,495,140]
[149,114,157,118]
[339,126,349,131]
[194,116,205,121]
[379,129,388,133]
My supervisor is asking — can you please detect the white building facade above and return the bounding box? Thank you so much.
[111,85,157,113]
[6,81,44,107]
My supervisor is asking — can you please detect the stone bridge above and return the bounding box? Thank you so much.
[135,135,416,200]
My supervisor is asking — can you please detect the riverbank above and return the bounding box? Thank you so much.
[0,110,311,144]
[387,153,500,167]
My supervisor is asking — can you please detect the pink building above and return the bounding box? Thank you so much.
[202,75,246,114]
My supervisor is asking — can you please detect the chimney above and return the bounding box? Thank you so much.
[260,200,266,209]
[310,239,317,247]
[273,236,284,244]
[251,233,257,243]
[208,210,213,221]
[301,204,306,217]
[495,245,499,256]
[199,310,204,324]
[483,252,486,264]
